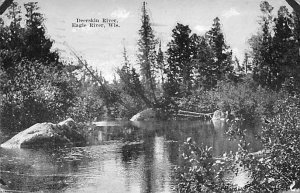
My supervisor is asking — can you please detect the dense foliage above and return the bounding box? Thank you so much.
[241,95,300,192]
[0,2,77,131]
[0,2,116,131]
[164,18,235,99]
[250,2,300,91]
[176,95,300,193]
[174,1,300,193]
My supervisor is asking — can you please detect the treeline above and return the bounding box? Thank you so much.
[115,2,236,117]
[114,1,300,122]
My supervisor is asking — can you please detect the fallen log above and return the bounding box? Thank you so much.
[177,110,213,119]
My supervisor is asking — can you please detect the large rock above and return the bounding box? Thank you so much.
[0,118,85,148]
[212,110,227,120]
[130,108,156,121]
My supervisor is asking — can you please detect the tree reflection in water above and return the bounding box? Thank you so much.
[0,120,261,192]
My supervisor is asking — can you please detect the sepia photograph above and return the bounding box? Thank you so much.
[1,0,300,192]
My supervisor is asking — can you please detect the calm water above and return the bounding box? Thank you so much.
[0,120,261,193]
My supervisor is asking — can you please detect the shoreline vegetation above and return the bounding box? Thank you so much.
[1,1,300,192]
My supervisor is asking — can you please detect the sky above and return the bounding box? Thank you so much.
[2,0,293,81]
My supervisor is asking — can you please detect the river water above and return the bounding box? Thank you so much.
[0,120,261,193]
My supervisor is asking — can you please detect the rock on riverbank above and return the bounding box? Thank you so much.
[212,110,227,120]
[0,118,85,148]
[130,108,157,121]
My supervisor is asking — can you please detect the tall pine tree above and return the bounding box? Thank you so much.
[165,23,193,97]
[137,2,158,103]
[250,1,275,89]
[23,2,59,63]
[272,6,294,90]
[191,33,215,89]
[156,41,165,85]
[206,17,233,85]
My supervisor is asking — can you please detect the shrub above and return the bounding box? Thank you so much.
[176,88,218,113]
[212,79,279,124]
[175,94,300,193]
[242,95,300,192]
[175,138,237,193]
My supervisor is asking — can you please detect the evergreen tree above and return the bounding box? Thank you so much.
[0,2,60,71]
[205,17,233,84]
[271,6,294,90]
[156,41,165,85]
[23,2,59,63]
[242,52,252,74]
[0,2,23,70]
[190,34,215,89]
[250,1,275,89]
[283,9,300,92]
[118,47,152,107]
[250,2,300,91]
[292,11,300,43]
[192,18,234,89]
[165,23,193,97]
[6,2,22,49]
[137,2,158,103]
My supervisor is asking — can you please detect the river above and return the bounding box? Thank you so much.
[0,120,261,193]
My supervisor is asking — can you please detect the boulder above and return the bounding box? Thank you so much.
[0,118,85,148]
[130,108,156,121]
[212,110,227,120]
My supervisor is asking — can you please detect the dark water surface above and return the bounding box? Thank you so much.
[0,120,261,193]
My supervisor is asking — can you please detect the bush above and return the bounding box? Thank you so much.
[176,88,218,113]
[175,93,300,193]
[175,138,237,193]
[241,95,300,192]
[212,79,279,124]
[172,76,279,124]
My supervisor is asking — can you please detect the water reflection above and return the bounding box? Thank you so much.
[0,147,84,192]
[0,120,261,192]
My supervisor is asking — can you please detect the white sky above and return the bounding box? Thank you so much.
[2,0,292,81]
